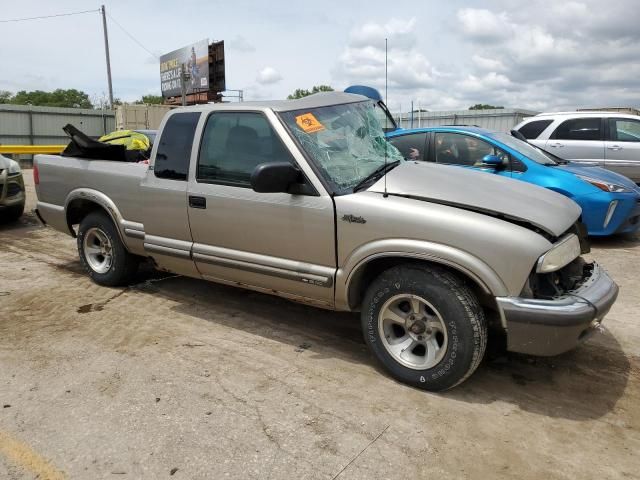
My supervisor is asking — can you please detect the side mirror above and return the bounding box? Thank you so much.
[481,154,504,170]
[250,162,301,193]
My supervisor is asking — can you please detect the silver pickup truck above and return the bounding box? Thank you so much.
[34,92,619,391]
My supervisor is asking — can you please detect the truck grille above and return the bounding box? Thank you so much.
[6,182,22,197]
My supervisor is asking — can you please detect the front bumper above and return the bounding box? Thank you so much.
[0,173,26,209]
[497,262,618,356]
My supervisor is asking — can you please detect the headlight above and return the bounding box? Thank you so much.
[576,174,630,193]
[7,159,21,175]
[537,234,581,273]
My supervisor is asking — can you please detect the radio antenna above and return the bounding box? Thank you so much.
[383,37,388,198]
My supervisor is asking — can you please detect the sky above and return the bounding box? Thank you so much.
[1,0,639,113]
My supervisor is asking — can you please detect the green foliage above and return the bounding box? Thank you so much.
[469,104,504,110]
[0,90,12,104]
[135,94,164,105]
[287,85,334,100]
[7,89,93,108]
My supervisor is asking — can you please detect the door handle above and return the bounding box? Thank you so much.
[608,145,623,151]
[189,195,206,209]
[549,142,564,148]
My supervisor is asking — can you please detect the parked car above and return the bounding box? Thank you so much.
[514,112,640,183]
[0,154,25,222]
[387,127,640,236]
[34,92,618,391]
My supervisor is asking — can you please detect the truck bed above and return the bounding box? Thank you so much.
[35,154,148,232]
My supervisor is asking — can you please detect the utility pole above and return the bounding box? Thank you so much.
[100,5,114,108]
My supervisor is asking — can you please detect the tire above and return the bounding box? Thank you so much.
[361,264,487,391]
[77,211,139,286]
[3,203,24,222]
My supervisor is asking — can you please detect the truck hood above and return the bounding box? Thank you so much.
[368,161,581,237]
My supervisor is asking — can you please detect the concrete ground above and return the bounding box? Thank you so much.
[0,171,638,480]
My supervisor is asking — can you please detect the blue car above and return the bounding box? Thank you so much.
[386,126,640,236]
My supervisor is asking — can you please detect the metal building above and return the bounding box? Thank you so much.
[395,108,539,132]
[0,104,115,145]
[0,104,115,164]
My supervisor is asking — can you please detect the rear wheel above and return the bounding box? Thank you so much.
[361,264,487,391]
[77,211,139,286]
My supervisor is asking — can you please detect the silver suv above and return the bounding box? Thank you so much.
[514,112,640,183]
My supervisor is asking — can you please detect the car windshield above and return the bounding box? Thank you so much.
[489,132,557,166]
[279,100,404,193]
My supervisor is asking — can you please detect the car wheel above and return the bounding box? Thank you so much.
[2,204,24,222]
[361,264,487,391]
[77,211,139,286]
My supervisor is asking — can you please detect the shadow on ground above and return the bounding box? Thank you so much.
[128,266,632,422]
[589,231,640,250]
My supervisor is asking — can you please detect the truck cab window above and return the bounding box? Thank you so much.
[154,112,201,180]
[197,112,295,187]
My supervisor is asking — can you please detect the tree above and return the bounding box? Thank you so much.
[0,90,12,104]
[287,85,334,100]
[469,104,504,110]
[135,94,164,105]
[10,89,93,108]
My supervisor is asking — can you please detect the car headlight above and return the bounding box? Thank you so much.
[576,174,630,193]
[536,234,581,273]
[7,159,22,175]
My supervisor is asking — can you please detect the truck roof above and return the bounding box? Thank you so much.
[177,92,367,113]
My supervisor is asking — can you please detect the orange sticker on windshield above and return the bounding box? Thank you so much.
[295,113,325,133]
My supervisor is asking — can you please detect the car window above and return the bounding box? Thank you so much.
[154,112,201,180]
[609,118,640,142]
[518,119,553,139]
[197,111,295,187]
[552,118,602,141]
[434,132,508,167]
[388,133,427,161]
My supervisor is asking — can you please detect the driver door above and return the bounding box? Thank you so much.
[186,110,336,306]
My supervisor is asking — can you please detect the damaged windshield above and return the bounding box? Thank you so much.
[279,101,404,193]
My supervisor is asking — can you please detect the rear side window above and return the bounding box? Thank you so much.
[154,112,201,180]
[552,118,602,141]
[609,118,640,142]
[388,133,427,161]
[518,119,553,139]
[197,111,295,187]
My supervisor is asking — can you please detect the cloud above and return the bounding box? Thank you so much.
[256,66,282,85]
[457,8,511,41]
[228,35,256,53]
[334,17,440,94]
[452,0,640,110]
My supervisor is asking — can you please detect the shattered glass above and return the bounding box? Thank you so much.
[280,101,404,192]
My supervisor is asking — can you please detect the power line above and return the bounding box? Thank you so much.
[0,9,98,23]
[106,12,158,59]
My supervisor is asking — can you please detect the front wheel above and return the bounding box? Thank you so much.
[361,264,487,391]
[77,211,139,286]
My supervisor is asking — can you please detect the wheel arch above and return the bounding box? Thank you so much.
[336,240,508,328]
[65,188,128,248]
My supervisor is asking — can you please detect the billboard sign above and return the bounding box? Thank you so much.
[160,39,209,98]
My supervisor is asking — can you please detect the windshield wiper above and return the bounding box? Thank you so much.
[352,160,401,192]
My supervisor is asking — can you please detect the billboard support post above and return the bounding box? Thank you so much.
[180,64,188,106]
[100,5,114,108]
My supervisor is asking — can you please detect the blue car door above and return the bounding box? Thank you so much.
[429,132,513,178]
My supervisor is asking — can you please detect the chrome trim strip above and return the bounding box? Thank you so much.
[124,228,145,239]
[192,243,334,287]
[144,243,191,259]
